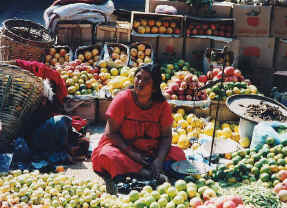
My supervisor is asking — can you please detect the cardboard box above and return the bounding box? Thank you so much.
[274,38,287,69]
[212,37,240,66]
[212,2,234,18]
[148,0,192,15]
[239,37,275,68]
[271,7,287,38]
[55,21,94,47]
[184,37,211,64]
[233,5,271,37]
[96,21,131,43]
[157,37,184,62]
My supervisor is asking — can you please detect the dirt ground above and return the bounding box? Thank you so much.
[63,123,105,183]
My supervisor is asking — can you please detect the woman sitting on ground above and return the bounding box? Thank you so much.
[91,63,186,182]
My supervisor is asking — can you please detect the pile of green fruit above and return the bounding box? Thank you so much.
[160,59,201,82]
[206,81,258,101]
[209,137,287,189]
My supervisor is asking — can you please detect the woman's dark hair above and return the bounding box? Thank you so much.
[134,63,166,103]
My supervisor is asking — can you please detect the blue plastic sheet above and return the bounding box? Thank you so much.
[251,121,287,151]
[0,153,13,172]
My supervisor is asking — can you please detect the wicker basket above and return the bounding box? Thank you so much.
[0,19,54,62]
[0,64,44,145]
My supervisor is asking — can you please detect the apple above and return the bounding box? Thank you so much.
[207,71,213,80]
[130,48,138,57]
[111,52,120,60]
[178,87,185,95]
[145,26,151,33]
[174,28,181,34]
[49,47,57,56]
[166,88,173,95]
[45,54,52,62]
[138,44,146,51]
[206,29,213,35]
[190,197,203,208]
[137,26,146,34]
[224,66,235,76]
[159,26,167,34]
[233,69,242,77]
[186,28,191,36]
[202,188,216,201]
[170,83,179,92]
[191,29,198,35]
[210,24,216,30]
[167,27,173,34]
[145,48,152,56]
[178,95,185,100]
[199,75,208,83]
[227,196,243,206]
[186,95,192,101]
[92,48,99,56]
[222,201,236,208]
[212,68,221,76]
[171,94,178,100]
[180,81,187,89]
[138,51,145,59]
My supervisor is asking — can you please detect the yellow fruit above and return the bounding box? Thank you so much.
[178,120,189,129]
[239,137,250,148]
[222,127,232,139]
[192,143,200,150]
[209,92,216,100]
[221,123,230,129]
[188,130,198,138]
[173,113,183,122]
[100,67,108,73]
[177,128,186,136]
[186,125,194,133]
[233,87,240,94]
[203,124,214,137]
[172,121,178,128]
[231,132,240,142]
[177,108,185,116]
[172,132,179,144]
[177,135,190,149]
[110,68,119,76]
[186,114,195,124]
[160,82,167,90]
[234,125,239,133]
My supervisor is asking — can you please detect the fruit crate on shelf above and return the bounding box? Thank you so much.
[185,16,235,38]
[131,11,184,38]
[129,42,154,67]
[104,42,130,66]
[75,42,105,67]
[42,45,73,67]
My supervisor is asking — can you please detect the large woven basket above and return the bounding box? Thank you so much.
[0,64,44,145]
[0,19,54,62]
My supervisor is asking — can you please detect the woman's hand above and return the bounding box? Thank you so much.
[127,148,150,166]
[151,158,163,179]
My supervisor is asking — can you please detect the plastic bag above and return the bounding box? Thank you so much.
[155,5,177,15]
[251,121,287,151]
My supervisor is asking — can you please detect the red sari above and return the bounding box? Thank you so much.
[91,90,186,178]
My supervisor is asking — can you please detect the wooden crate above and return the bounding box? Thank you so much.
[96,21,131,43]
[55,20,94,48]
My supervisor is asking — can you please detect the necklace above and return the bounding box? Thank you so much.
[132,91,152,110]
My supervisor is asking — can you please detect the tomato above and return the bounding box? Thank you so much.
[213,68,221,76]
[199,75,208,83]
[207,71,213,80]
[233,69,242,77]
[224,66,234,76]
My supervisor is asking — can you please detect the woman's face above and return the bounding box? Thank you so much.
[134,70,153,97]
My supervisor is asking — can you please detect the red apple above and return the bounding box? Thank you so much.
[222,200,236,208]
[170,83,179,92]
[224,66,235,76]
[233,69,242,77]
[166,88,173,95]
[191,28,198,35]
[174,28,181,34]
[202,188,216,201]
[212,68,221,76]
[210,24,216,30]
[171,94,178,100]
[178,87,185,95]
[178,95,185,100]
[180,81,187,89]
[186,95,193,101]
[207,71,213,80]
[227,196,243,206]
[199,75,208,83]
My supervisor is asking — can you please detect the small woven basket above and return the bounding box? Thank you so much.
[0,19,54,62]
[0,64,44,145]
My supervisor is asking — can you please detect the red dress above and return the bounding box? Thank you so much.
[91,89,186,178]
